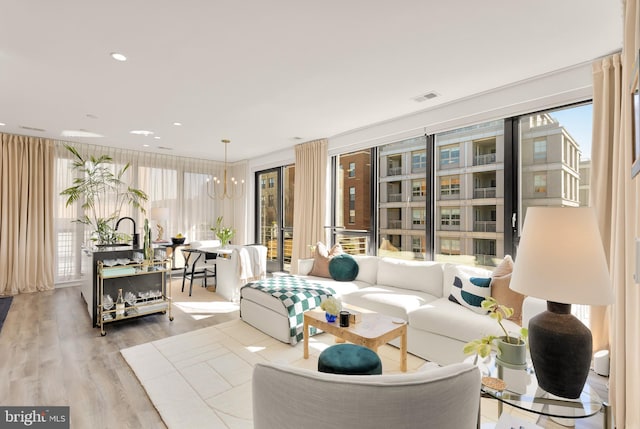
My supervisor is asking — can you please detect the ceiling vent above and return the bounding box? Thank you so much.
[412,92,439,102]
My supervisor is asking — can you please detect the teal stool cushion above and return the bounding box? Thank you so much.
[328,253,359,281]
[318,344,382,375]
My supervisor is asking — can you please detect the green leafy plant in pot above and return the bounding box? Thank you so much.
[60,144,148,245]
[463,297,528,366]
[210,216,235,248]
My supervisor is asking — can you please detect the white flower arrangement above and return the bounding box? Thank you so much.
[320,296,342,315]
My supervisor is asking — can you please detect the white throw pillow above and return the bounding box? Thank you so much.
[445,265,492,314]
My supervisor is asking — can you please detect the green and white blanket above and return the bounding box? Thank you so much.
[242,276,336,345]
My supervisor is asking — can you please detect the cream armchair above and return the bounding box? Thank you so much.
[252,361,481,429]
[215,244,267,302]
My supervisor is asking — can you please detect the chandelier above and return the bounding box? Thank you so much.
[207,139,245,200]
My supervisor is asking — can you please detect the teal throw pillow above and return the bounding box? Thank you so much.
[329,253,359,282]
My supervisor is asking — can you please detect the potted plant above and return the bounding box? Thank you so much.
[210,216,235,248]
[463,297,528,366]
[320,296,342,322]
[60,144,148,245]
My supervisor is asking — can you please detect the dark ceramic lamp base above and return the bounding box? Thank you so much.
[528,301,592,399]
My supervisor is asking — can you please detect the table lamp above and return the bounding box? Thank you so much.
[510,207,613,399]
[150,207,170,242]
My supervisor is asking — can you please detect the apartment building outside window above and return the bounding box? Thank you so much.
[412,208,426,227]
[412,179,426,199]
[348,162,356,177]
[412,150,426,172]
[349,187,356,224]
[440,207,461,229]
[533,139,547,161]
[534,172,547,194]
[440,238,460,255]
[439,145,460,167]
[440,176,460,197]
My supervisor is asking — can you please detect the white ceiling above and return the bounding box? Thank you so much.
[0,1,623,163]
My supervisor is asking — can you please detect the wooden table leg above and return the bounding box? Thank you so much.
[400,326,407,372]
[303,318,309,359]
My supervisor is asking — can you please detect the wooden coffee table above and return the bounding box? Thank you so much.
[303,307,408,372]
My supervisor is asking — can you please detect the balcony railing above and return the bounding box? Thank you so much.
[473,187,496,199]
[388,167,402,176]
[473,221,497,232]
[473,153,496,166]
[387,193,402,202]
[474,254,497,267]
[388,220,402,229]
[336,236,368,255]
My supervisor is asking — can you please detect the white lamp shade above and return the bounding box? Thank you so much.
[510,207,613,305]
[150,207,170,221]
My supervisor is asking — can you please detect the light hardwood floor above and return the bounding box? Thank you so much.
[0,278,610,429]
[0,278,238,429]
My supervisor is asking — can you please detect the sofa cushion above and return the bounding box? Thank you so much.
[329,254,359,282]
[408,298,521,343]
[352,255,379,285]
[309,242,343,278]
[490,255,525,325]
[341,285,439,321]
[376,258,444,296]
[448,275,492,314]
[442,263,493,297]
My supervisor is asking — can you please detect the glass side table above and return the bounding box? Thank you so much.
[473,354,611,428]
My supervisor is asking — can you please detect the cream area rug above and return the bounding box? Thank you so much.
[121,319,430,429]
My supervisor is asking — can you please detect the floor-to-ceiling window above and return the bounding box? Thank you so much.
[331,149,374,255]
[255,165,295,272]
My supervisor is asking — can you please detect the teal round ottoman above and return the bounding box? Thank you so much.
[318,344,382,375]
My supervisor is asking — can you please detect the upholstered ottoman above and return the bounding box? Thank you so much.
[318,344,382,375]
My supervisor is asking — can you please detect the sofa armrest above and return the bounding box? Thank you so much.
[522,296,546,327]
[298,258,314,275]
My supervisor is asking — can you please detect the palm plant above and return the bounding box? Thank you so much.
[60,144,148,244]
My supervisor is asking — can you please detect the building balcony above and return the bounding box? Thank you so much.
[473,187,496,199]
[473,153,496,166]
[474,254,498,267]
[387,193,403,202]
[473,220,497,232]
[387,220,402,229]
[388,166,402,176]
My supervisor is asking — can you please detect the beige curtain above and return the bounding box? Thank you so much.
[290,139,328,274]
[591,0,640,426]
[0,133,55,295]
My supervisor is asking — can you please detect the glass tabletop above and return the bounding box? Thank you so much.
[475,355,603,420]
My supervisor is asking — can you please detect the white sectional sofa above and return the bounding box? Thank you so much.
[240,255,544,365]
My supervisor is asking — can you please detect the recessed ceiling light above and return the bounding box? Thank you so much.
[143,144,150,148]
[130,130,154,136]
[61,130,104,138]
[154,136,161,139]
[86,114,98,119]
[0,122,5,126]
[173,122,182,126]
[110,52,127,62]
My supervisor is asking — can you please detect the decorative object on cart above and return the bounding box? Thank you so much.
[142,218,153,270]
[172,233,186,245]
[463,297,527,366]
[211,216,235,248]
[320,296,342,322]
[60,144,148,245]
[206,139,245,200]
[115,288,125,319]
[510,207,614,399]
[150,207,170,242]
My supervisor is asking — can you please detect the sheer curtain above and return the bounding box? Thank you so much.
[54,141,228,283]
[591,0,639,425]
[290,139,328,274]
[0,133,55,294]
